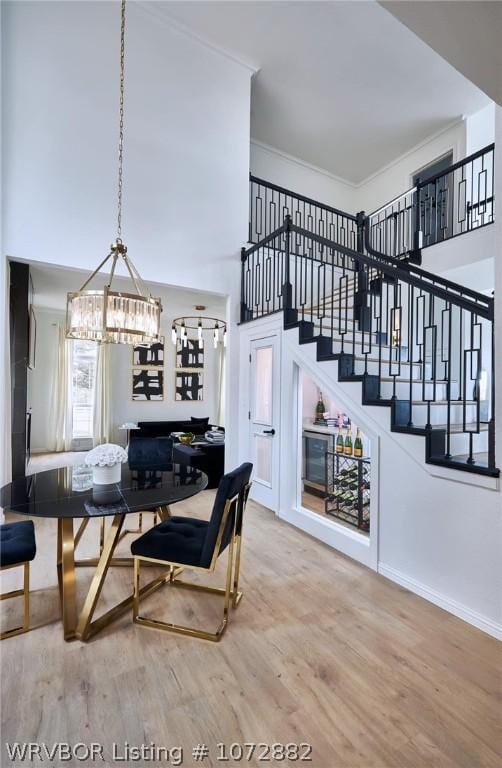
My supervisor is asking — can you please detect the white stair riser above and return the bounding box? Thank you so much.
[353,358,427,377]
[379,380,453,400]
[448,431,488,454]
[410,404,481,427]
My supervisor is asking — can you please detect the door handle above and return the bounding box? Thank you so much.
[263,429,275,436]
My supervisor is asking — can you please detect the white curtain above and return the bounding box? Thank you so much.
[53,325,72,452]
[92,342,111,446]
[216,343,226,427]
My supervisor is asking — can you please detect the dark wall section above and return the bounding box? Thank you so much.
[10,261,30,479]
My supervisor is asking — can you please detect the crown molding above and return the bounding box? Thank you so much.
[353,117,465,188]
[132,2,259,76]
[250,139,357,189]
[252,117,465,192]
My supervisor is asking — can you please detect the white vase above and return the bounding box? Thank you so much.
[92,463,122,485]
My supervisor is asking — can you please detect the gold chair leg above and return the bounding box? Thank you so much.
[0,562,31,640]
[133,536,236,642]
[232,532,243,608]
[157,505,171,522]
[117,507,163,544]
[23,561,30,632]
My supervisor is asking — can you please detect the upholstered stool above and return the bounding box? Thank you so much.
[0,520,36,640]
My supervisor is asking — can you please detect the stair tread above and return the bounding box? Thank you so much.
[380,376,457,384]
[411,399,479,406]
[431,422,489,433]
[451,452,488,463]
[353,355,420,366]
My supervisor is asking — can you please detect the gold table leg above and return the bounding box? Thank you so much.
[74,518,89,549]
[57,518,77,641]
[75,514,125,641]
[57,510,170,643]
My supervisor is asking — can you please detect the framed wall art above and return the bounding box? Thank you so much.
[132,368,164,401]
[132,336,164,367]
[176,338,204,369]
[174,370,204,402]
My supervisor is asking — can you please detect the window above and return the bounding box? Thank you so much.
[71,340,98,440]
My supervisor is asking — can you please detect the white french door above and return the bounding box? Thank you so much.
[249,335,280,511]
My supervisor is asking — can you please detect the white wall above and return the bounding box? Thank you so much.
[466,102,496,155]
[1,0,253,477]
[250,141,356,213]
[302,373,333,422]
[421,223,495,276]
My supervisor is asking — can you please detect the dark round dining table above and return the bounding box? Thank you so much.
[0,462,208,642]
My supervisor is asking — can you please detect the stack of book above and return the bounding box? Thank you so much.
[205,429,225,443]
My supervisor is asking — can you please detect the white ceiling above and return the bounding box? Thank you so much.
[159,0,490,184]
[380,1,502,107]
[29,262,226,315]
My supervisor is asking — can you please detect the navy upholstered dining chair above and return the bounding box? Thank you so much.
[131,462,253,642]
[122,437,174,539]
[0,520,36,640]
[128,437,173,470]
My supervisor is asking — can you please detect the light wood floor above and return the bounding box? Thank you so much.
[1,493,501,768]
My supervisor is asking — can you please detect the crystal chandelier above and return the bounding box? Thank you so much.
[66,0,162,345]
[172,308,227,349]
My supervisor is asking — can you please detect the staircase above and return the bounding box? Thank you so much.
[242,150,498,477]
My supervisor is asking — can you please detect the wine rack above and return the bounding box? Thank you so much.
[325,451,370,532]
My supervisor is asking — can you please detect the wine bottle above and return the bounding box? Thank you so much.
[336,428,344,454]
[354,428,363,458]
[315,392,325,422]
[344,429,353,456]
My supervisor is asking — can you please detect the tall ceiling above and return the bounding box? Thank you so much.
[380,1,502,107]
[159,1,490,184]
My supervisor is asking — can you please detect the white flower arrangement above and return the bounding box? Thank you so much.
[85,443,128,467]
[85,444,128,484]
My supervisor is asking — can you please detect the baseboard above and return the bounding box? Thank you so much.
[279,505,375,570]
[378,563,502,641]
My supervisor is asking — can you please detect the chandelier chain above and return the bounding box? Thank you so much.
[117,0,126,239]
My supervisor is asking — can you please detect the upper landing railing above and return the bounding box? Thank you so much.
[367,144,495,260]
[249,175,360,251]
[249,143,495,263]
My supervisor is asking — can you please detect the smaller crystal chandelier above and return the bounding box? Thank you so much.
[66,0,162,345]
[172,307,226,349]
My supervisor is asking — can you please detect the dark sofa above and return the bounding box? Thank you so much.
[129,420,225,488]
[130,419,223,441]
